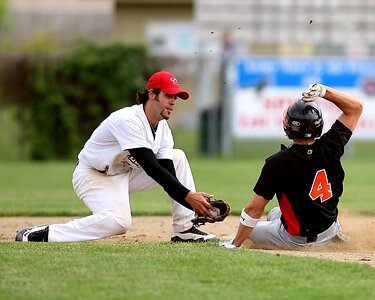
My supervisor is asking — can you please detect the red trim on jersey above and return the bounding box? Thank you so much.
[279,192,300,235]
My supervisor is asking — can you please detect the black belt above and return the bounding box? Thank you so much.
[306,235,317,243]
[305,221,337,243]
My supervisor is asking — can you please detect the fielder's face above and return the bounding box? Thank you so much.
[153,91,177,121]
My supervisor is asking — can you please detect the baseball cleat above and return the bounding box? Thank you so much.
[171,225,219,242]
[15,225,49,242]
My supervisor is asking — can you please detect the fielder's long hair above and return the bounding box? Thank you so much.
[136,88,161,104]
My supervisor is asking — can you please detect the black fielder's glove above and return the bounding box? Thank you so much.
[191,199,231,226]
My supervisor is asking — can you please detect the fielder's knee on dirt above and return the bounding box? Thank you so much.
[107,210,132,235]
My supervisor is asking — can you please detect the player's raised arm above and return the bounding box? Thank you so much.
[323,86,363,132]
[302,83,363,132]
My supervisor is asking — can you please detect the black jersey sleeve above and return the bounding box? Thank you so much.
[253,160,278,201]
[319,120,352,159]
[128,148,192,210]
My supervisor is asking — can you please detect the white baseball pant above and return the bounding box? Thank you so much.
[48,149,195,242]
[249,207,341,247]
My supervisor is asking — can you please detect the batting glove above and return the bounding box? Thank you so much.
[301,83,326,102]
[219,239,239,249]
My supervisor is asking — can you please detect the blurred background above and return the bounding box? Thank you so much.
[0,0,375,161]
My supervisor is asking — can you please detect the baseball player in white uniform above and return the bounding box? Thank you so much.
[16,70,218,243]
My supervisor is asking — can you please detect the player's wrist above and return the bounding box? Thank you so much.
[240,209,260,228]
[318,84,327,98]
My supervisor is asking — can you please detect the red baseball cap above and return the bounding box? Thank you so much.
[146,70,189,100]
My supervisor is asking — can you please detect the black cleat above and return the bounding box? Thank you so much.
[15,225,49,242]
[171,225,218,242]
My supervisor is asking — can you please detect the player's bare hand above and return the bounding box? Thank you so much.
[185,191,214,218]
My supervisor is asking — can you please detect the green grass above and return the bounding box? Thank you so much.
[0,128,374,300]
[1,242,374,300]
[0,161,85,216]
[0,158,374,216]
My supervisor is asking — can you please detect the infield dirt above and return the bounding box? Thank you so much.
[1,211,374,268]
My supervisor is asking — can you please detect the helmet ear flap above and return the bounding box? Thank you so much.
[283,99,324,140]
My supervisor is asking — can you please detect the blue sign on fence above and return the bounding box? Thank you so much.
[237,57,375,90]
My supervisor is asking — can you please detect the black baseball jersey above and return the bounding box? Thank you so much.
[254,120,352,237]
